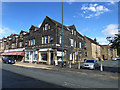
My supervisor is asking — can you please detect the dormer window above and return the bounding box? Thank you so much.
[45,24,49,30]
[43,27,45,31]
[74,31,76,35]
[48,25,50,29]
[72,29,74,34]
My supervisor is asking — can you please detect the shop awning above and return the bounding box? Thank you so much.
[1,52,24,56]
[39,48,53,51]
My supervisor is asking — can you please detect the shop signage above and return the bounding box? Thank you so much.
[57,51,64,56]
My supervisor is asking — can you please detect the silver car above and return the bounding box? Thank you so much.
[82,59,99,69]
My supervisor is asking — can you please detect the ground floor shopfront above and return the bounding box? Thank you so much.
[24,48,65,65]
[0,48,25,61]
[24,48,83,65]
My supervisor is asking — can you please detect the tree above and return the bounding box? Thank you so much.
[106,34,120,56]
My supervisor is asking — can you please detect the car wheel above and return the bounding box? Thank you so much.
[92,65,95,70]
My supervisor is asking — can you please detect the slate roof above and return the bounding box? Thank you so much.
[46,16,83,38]
[85,36,100,46]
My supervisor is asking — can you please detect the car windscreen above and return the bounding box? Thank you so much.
[85,60,94,63]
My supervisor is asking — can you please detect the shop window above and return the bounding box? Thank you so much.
[26,52,29,60]
[41,52,47,61]
[33,51,37,60]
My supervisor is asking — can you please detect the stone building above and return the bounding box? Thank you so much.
[24,16,84,65]
[83,36,101,61]
[1,31,28,61]
[101,45,117,60]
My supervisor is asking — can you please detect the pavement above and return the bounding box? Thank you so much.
[11,61,119,80]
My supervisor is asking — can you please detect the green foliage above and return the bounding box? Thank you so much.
[106,34,120,56]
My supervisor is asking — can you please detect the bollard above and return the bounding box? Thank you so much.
[100,63,103,72]
[78,62,80,69]
[69,61,71,68]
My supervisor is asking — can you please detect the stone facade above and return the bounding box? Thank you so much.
[83,36,101,61]
[0,16,118,64]
[101,45,117,60]
[24,16,84,65]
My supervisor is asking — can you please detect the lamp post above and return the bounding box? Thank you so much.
[61,0,64,67]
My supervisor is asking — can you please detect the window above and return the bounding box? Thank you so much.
[46,36,48,43]
[74,31,76,35]
[59,36,62,44]
[69,53,72,60]
[45,24,49,30]
[31,40,33,46]
[33,51,37,60]
[84,39,86,43]
[85,52,87,57]
[48,25,50,29]
[25,40,28,46]
[72,29,74,34]
[43,27,44,31]
[26,52,29,60]
[29,40,31,46]
[33,39,35,45]
[19,42,23,47]
[79,42,81,48]
[12,43,15,48]
[42,37,44,44]
[74,41,76,48]
[70,39,74,46]
[48,36,51,43]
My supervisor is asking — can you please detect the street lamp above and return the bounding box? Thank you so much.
[61,0,64,67]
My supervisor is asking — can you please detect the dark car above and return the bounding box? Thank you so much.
[2,57,16,64]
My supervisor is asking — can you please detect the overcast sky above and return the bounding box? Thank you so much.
[1,1,119,45]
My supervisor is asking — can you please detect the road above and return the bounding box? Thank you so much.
[2,62,119,88]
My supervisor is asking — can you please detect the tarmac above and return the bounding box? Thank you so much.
[0,58,119,80]
[12,61,119,80]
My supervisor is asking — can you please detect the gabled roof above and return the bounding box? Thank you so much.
[29,25,38,30]
[84,36,100,46]
[20,30,28,34]
[45,16,83,37]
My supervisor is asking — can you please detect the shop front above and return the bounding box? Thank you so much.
[38,48,53,65]
[1,48,25,61]
[25,50,38,62]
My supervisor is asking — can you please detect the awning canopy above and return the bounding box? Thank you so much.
[1,52,24,56]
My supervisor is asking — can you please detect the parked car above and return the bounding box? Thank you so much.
[82,59,99,70]
[112,57,118,61]
[2,57,16,64]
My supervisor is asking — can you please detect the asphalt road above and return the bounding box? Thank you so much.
[1,62,119,89]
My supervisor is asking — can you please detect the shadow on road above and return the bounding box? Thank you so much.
[2,69,68,89]
[100,66,120,73]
